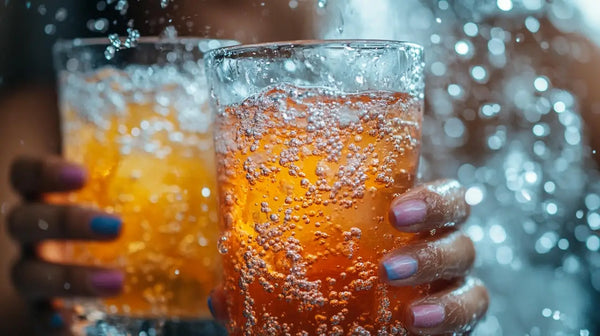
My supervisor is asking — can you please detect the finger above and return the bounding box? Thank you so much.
[8,203,122,243]
[381,231,475,286]
[407,277,489,335]
[10,156,86,197]
[12,260,123,299]
[208,284,228,323]
[389,179,469,233]
[31,301,69,336]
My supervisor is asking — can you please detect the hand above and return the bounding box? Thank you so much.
[7,156,124,335]
[208,179,489,335]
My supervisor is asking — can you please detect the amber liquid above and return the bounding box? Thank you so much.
[54,76,220,318]
[215,86,424,335]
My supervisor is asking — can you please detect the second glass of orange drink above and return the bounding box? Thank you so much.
[206,40,425,335]
[52,37,236,334]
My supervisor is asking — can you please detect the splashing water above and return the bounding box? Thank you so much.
[319,0,600,334]
[104,28,140,60]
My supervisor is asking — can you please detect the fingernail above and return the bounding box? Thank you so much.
[59,166,86,188]
[49,312,64,329]
[411,304,445,328]
[90,271,124,296]
[208,295,215,318]
[383,255,418,281]
[390,199,427,227]
[90,216,122,236]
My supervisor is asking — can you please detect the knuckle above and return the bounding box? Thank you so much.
[56,205,71,238]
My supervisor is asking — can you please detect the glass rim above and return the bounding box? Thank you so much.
[205,39,424,59]
[53,36,240,53]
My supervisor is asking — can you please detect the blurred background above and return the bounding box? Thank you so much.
[1,0,599,335]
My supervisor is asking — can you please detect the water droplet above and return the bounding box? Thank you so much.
[463,22,478,37]
[115,0,128,13]
[44,24,56,35]
[497,0,513,11]
[454,40,470,56]
[108,34,121,48]
[534,76,549,92]
[38,219,49,231]
[104,46,116,60]
[161,0,170,8]
[37,4,47,15]
[317,0,327,8]
[525,16,540,33]
[218,235,229,254]
[55,8,67,21]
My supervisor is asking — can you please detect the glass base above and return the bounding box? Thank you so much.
[74,317,226,336]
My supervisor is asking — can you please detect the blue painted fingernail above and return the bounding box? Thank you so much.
[208,296,215,318]
[383,255,418,281]
[90,216,122,236]
[50,312,64,328]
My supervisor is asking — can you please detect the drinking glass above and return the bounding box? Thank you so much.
[206,40,425,335]
[52,37,237,335]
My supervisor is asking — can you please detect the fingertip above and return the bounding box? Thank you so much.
[410,304,445,329]
[49,312,65,329]
[9,156,87,195]
[208,286,228,323]
[389,198,427,232]
[208,294,215,318]
[58,164,87,190]
[89,215,122,238]
[89,270,124,296]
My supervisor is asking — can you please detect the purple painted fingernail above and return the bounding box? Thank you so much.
[390,199,427,228]
[90,271,124,296]
[59,166,86,188]
[383,255,418,281]
[411,304,445,328]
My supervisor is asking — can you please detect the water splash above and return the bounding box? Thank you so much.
[103,28,140,60]
[319,0,599,334]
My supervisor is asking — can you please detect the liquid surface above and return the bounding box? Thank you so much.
[52,66,219,319]
[215,85,424,335]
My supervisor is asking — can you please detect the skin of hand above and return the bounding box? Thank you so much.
[7,157,124,335]
[7,157,488,335]
[208,179,489,335]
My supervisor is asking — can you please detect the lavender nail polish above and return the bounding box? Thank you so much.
[90,271,124,295]
[390,199,427,227]
[411,304,445,328]
[383,255,418,281]
[59,166,86,188]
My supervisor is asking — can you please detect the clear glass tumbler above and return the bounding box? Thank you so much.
[52,37,237,335]
[206,40,425,335]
